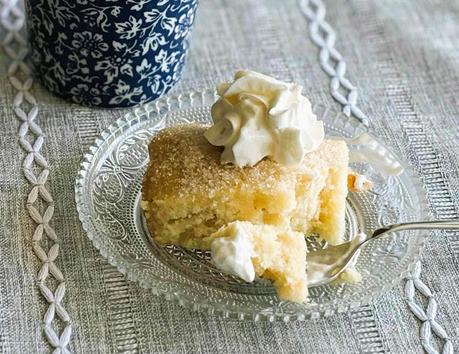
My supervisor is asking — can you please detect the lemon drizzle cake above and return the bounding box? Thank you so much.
[141,70,354,303]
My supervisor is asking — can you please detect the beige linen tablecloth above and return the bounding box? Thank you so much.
[1,0,458,353]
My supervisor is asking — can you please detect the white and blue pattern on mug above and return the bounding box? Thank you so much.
[25,0,198,107]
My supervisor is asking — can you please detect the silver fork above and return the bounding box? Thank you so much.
[308,219,459,287]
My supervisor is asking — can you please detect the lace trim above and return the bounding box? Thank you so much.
[299,0,369,126]
[0,0,72,352]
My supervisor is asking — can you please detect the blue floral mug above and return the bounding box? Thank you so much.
[25,0,198,107]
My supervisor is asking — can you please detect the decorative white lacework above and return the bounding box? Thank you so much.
[0,0,72,353]
[405,262,453,354]
[299,0,369,127]
[299,1,452,353]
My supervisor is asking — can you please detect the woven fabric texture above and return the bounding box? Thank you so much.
[0,0,458,353]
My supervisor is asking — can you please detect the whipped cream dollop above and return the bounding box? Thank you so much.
[204,70,325,167]
[210,222,255,282]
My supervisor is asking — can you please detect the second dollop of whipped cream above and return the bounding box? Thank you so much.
[210,222,255,282]
[204,70,325,167]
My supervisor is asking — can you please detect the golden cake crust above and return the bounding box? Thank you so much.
[143,124,347,200]
[143,124,297,200]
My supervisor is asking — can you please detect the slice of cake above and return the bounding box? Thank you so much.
[211,221,308,303]
[141,123,349,250]
[141,70,353,302]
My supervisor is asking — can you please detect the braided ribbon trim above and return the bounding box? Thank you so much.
[405,262,453,354]
[0,0,72,352]
[299,1,452,353]
[299,0,369,126]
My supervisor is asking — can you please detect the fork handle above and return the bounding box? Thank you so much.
[372,219,459,239]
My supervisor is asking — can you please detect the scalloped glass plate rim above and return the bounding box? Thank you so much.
[75,88,429,321]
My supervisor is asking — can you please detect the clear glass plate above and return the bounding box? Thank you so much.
[75,89,429,321]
